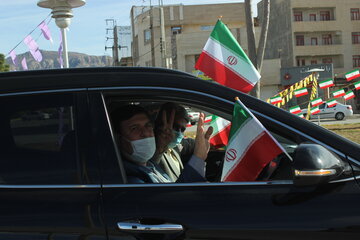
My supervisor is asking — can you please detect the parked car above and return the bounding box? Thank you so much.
[302,102,353,120]
[0,68,359,240]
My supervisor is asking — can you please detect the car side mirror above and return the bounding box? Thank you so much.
[293,143,344,187]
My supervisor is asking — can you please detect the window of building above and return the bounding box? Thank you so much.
[171,26,182,35]
[309,14,316,21]
[322,34,332,45]
[296,35,304,46]
[352,32,360,44]
[297,58,306,66]
[200,25,214,31]
[0,93,79,185]
[144,29,151,44]
[311,37,318,45]
[322,58,333,64]
[320,11,331,21]
[351,8,360,20]
[294,12,303,21]
[311,60,318,65]
[353,55,360,67]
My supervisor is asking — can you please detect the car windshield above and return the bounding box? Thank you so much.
[0,0,359,144]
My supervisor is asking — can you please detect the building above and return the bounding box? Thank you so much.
[260,0,360,110]
[130,2,282,100]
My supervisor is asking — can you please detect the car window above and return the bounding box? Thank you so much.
[0,93,80,185]
[105,98,297,184]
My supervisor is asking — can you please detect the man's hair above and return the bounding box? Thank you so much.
[155,102,189,130]
[111,104,150,134]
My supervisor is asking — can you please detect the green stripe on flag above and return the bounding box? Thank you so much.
[229,102,252,139]
[210,20,250,64]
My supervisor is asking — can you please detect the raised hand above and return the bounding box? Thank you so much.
[155,109,175,154]
[194,113,214,160]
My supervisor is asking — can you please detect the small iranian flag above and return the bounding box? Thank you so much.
[221,98,286,182]
[294,87,308,97]
[326,99,337,107]
[345,69,360,81]
[310,106,320,115]
[195,20,261,93]
[289,105,301,114]
[270,96,282,105]
[333,89,345,98]
[311,97,324,107]
[319,79,334,89]
[297,113,305,118]
[209,115,231,148]
[354,81,360,90]
[344,90,355,100]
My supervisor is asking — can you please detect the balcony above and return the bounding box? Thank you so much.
[294,44,343,57]
[292,20,339,32]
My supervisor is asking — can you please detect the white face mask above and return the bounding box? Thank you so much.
[124,137,156,164]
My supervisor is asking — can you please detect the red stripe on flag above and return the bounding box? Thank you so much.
[195,51,254,93]
[210,124,231,148]
[224,132,283,182]
[295,92,308,97]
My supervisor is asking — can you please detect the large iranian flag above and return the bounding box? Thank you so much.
[195,20,261,93]
[209,115,231,148]
[221,98,285,182]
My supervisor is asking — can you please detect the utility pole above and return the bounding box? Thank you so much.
[113,25,120,66]
[159,0,167,68]
[150,2,156,66]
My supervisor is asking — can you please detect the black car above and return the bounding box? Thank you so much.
[0,67,359,240]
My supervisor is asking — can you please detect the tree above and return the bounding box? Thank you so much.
[0,53,10,72]
[245,0,270,99]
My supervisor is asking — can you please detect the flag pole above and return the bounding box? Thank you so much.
[234,97,292,161]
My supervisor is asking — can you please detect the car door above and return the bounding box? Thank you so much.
[0,91,106,240]
[90,88,360,240]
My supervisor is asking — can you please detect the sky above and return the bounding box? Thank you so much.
[0,0,261,58]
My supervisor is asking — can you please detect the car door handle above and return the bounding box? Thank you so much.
[117,222,184,233]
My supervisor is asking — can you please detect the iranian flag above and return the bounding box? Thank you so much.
[289,105,301,114]
[270,96,282,105]
[297,113,305,118]
[221,98,286,182]
[344,90,355,100]
[195,20,261,93]
[333,89,345,98]
[319,79,334,89]
[354,81,360,90]
[310,106,320,115]
[311,97,324,107]
[326,99,337,107]
[209,115,231,148]
[345,69,360,81]
[294,87,308,97]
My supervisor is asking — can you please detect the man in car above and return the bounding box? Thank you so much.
[152,102,197,181]
[111,104,213,183]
